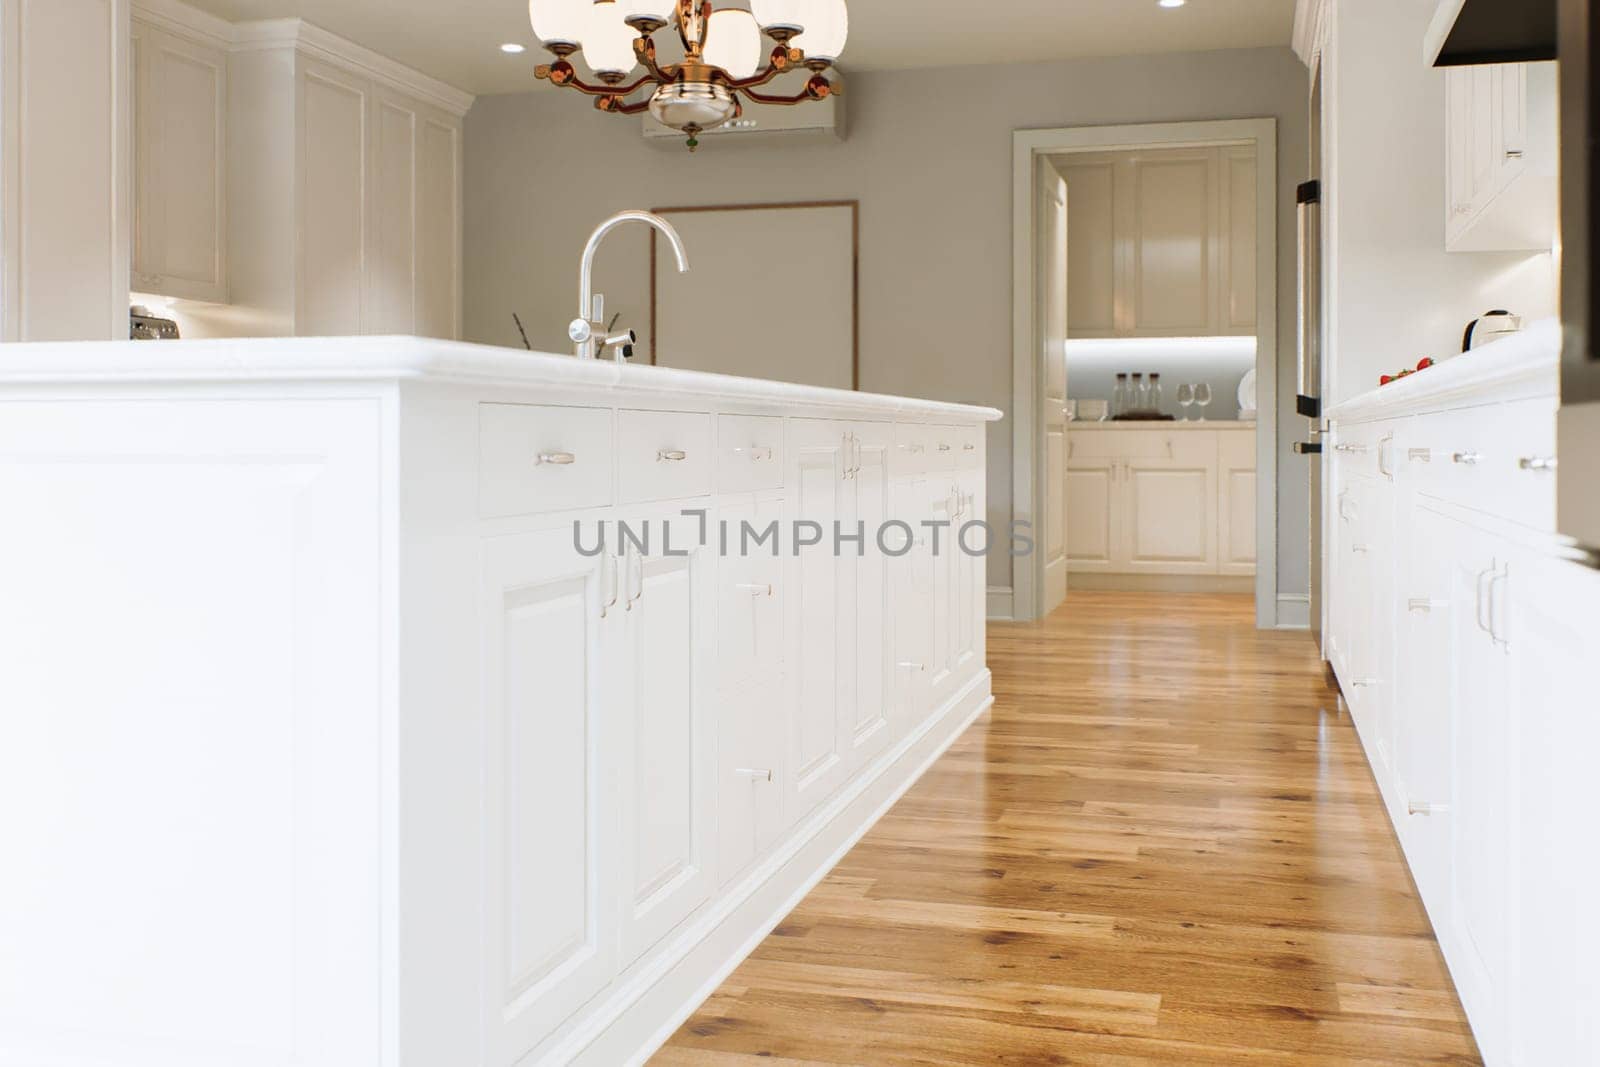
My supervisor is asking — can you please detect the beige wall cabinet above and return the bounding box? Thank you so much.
[1058,145,1256,339]
[131,16,227,304]
[1065,426,1254,578]
[1444,62,1557,253]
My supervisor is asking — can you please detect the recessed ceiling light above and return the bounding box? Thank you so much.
[500,42,527,54]
[1158,0,1186,7]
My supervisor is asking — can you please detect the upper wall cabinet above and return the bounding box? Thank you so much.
[1059,145,1256,339]
[131,18,227,304]
[1444,62,1558,253]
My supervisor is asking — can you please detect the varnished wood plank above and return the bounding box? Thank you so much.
[654,591,1479,1065]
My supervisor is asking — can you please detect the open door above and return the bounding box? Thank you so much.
[1040,161,1070,616]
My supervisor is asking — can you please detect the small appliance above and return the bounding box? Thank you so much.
[1462,309,1523,351]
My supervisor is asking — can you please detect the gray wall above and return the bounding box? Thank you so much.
[464,47,1310,601]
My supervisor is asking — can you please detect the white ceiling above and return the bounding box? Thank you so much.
[183,0,1297,97]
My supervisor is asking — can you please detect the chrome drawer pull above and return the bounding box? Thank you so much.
[1408,448,1432,463]
[657,449,688,462]
[1407,598,1447,612]
[963,443,976,451]
[535,451,576,466]
[734,582,773,597]
[734,446,773,461]
[1452,451,1481,465]
[898,443,925,453]
[735,767,773,782]
[897,661,926,672]
[1518,455,1557,472]
[937,443,952,452]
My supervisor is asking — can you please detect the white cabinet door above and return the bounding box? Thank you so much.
[367,85,462,339]
[785,420,851,816]
[480,526,617,1062]
[843,422,894,766]
[1507,553,1600,1067]
[952,468,982,683]
[1443,521,1514,1064]
[1396,504,1457,916]
[616,509,716,966]
[926,477,960,707]
[1217,431,1257,575]
[1118,456,1217,573]
[298,57,371,336]
[1127,149,1218,336]
[1216,145,1257,335]
[1065,455,1118,572]
[130,22,227,303]
[892,474,934,735]
[1059,158,1118,338]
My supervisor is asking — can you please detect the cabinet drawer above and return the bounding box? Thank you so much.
[479,403,613,518]
[1406,400,1556,528]
[1067,428,1214,462]
[619,409,712,503]
[893,423,933,476]
[717,414,784,493]
[1331,421,1390,480]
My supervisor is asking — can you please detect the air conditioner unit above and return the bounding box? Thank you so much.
[643,92,845,146]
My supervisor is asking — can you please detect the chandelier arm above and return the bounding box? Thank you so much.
[632,36,673,82]
[723,46,806,90]
[739,77,834,107]
[555,73,660,99]
[597,95,654,116]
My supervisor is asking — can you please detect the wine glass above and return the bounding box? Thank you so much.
[1176,383,1194,421]
[1195,382,1213,421]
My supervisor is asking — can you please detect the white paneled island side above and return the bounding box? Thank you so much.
[0,337,1002,1067]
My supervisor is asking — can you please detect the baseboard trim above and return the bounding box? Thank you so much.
[986,585,1014,620]
[1067,572,1254,594]
[550,669,996,1066]
[1275,593,1311,629]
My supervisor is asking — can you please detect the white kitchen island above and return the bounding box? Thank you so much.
[0,337,1001,1067]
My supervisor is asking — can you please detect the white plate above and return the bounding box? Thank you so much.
[1237,368,1257,414]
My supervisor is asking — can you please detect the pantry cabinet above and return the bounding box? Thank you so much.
[1065,425,1254,580]
[130,17,227,303]
[1059,145,1257,339]
[1444,62,1558,253]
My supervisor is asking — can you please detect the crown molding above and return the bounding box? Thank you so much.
[131,0,235,49]
[231,19,475,117]
[1292,0,1330,67]
[129,3,475,118]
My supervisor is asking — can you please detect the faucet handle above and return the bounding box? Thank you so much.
[591,293,605,323]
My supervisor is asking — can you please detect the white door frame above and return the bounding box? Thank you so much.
[1010,118,1280,627]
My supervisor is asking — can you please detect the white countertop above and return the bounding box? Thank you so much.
[1069,419,1255,430]
[1327,317,1560,423]
[0,334,1004,423]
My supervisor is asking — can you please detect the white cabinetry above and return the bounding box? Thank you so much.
[1325,336,1594,1066]
[131,15,227,303]
[1059,146,1257,339]
[228,20,468,337]
[1065,426,1254,580]
[1444,62,1558,253]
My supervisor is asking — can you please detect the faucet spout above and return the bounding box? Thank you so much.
[573,210,690,360]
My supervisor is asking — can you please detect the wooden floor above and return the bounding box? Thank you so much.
[654,592,1480,1066]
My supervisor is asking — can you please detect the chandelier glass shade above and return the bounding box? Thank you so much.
[530,0,846,150]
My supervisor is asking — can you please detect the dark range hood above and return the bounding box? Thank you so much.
[1426,0,1556,67]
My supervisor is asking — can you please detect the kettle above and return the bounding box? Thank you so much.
[1462,310,1523,352]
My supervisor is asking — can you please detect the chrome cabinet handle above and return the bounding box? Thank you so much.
[897,661,926,672]
[1378,434,1394,479]
[734,582,773,597]
[1452,451,1481,465]
[1351,544,1370,554]
[536,451,576,465]
[1518,455,1556,472]
[1475,566,1493,634]
[1408,801,1438,816]
[898,442,925,454]
[734,445,774,461]
[600,550,618,618]
[1505,148,1525,159]
[735,767,773,782]
[1334,443,1368,454]
[625,546,644,609]
[1488,566,1509,649]
[937,442,952,452]
[1408,448,1432,463]
[963,442,976,452]
[657,449,688,462]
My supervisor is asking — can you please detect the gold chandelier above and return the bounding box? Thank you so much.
[529,0,847,150]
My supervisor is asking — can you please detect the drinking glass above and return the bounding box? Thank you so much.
[1195,382,1213,421]
[1176,383,1194,420]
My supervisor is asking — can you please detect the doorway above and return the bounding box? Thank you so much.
[1011,119,1280,627]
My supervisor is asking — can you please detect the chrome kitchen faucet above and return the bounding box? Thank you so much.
[569,210,691,361]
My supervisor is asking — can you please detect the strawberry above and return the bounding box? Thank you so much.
[1417,357,1434,371]
[1380,374,1394,385]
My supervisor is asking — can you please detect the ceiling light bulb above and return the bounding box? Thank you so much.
[793,0,846,62]
[580,1,638,76]
[703,8,762,79]
[749,0,813,35]
[500,42,527,53]
[1158,0,1186,7]
[529,0,588,48]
